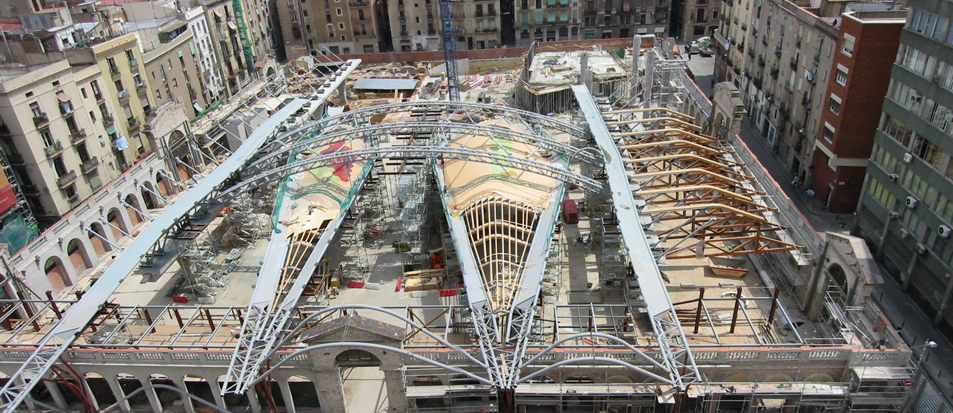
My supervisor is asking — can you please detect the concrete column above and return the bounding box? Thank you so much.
[313,369,347,413]
[170,377,196,413]
[42,380,68,410]
[383,370,408,413]
[246,386,263,413]
[105,376,132,413]
[138,378,164,413]
[205,376,229,411]
[277,377,297,413]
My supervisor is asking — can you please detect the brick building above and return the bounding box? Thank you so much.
[809,10,904,213]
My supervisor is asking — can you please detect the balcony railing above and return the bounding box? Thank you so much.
[70,129,87,144]
[110,66,121,77]
[94,92,104,102]
[348,0,369,6]
[44,140,64,158]
[127,117,140,129]
[81,157,100,174]
[353,30,370,37]
[32,113,49,127]
[136,82,146,92]
[129,59,139,68]
[118,90,129,100]
[56,170,77,189]
[103,114,114,127]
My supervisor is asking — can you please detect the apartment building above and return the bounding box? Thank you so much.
[713,0,755,83]
[672,0,721,41]
[240,0,278,61]
[809,10,904,213]
[0,60,120,227]
[143,30,205,120]
[579,0,668,41]
[92,34,156,172]
[277,0,380,59]
[202,0,253,97]
[515,0,581,46]
[735,0,837,185]
[184,6,226,104]
[855,0,953,341]
[387,0,441,52]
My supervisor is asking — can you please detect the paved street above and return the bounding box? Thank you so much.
[679,50,953,403]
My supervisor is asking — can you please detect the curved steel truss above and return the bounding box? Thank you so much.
[218,145,603,204]
[278,101,588,142]
[245,121,602,179]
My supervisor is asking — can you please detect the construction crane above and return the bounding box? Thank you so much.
[439,0,460,101]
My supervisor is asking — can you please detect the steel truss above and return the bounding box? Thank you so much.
[247,122,602,177]
[277,101,588,142]
[216,145,603,204]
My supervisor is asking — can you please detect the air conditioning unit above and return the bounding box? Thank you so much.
[916,243,927,255]
[900,228,910,239]
[888,174,899,182]
[911,94,923,102]
[903,152,914,163]
[939,224,952,238]
[933,74,943,84]
[906,196,918,208]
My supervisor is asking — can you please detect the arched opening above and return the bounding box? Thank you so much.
[87,222,111,257]
[607,375,633,383]
[335,350,383,411]
[140,181,158,210]
[266,67,276,78]
[177,164,192,181]
[66,239,92,274]
[116,373,149,410]
[124,194,143,226]
[412,376,443,386]
[763,374,793,382]
[565,376,594,384]
[85,372,117,407]
[724,374,752,382]
[254,377,287,409]
[524,375,554,384]
[44,256,70,292]
[150,373,178,409]
[106,207,127,240]
[182,375,216,408]
[156,172,172,196]
[558,27,569,41]
[288,375,320,408]
[217,375,249,407]
[828,263,848,301]
[334,349,382,367]
[805,373,833,382]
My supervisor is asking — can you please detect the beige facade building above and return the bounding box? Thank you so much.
[714,0,754,85]
[278,0,381,60]
[388,0,441,52]
[731,0,837,180]
[672,0,722,41]
[143,30,204,120]
[578,0,667,42]
[0,61,120,226]
[91,34,157,172]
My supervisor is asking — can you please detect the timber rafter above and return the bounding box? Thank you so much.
[613,113,801,259]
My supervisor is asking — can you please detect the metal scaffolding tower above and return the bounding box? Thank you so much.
[439,0,459,101]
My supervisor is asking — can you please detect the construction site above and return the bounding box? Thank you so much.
[0,37,917,413]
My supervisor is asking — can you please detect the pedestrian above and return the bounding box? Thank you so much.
[572,237,577,246]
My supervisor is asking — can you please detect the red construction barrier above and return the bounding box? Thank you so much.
[347,281,365,288]
[439,289,459,297]
[172,295,189,303]
[395,277,403,292]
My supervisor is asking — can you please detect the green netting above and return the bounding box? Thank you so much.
[0,212,38,255]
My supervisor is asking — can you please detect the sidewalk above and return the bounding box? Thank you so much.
[735,113,953,401]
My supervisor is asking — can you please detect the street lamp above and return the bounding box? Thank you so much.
[905,340,938,411]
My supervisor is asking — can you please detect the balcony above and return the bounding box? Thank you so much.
[353,30,370,37]
[33,113,49,128]
[127,116,140,130]
[81,157,99,174]
[56,170,77,189]
[44,140,64,158]
[109,66,121,78]
[136,82,146,92]
[103,114,114,127]
[789,57,798,70]
[59,104,74,117]
[118,90,129,101]
[6,153,24,166]
[348,0,369,6]
[129,58,138,68]
[94,92,104,102]
[70,129,87,144]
